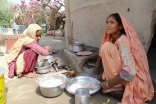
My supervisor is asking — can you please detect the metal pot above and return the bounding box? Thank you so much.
[36,73,67,97]
[75,88,90,104]
[35,62,52,74]
[43,55,54,63]
[68,42,85,52]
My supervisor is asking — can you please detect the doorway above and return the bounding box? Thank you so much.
[147,24,156,84]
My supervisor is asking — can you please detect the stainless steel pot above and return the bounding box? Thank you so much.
[36,73,67,97]
[35,62,52,74]
[68,42,85,52]
[75,88,90,104]
[43,55,54,63]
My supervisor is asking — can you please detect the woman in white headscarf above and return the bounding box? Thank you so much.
[6,24,51,78]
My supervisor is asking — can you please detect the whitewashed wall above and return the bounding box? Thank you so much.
[68,0,155,52]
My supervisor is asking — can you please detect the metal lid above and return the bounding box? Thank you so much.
[73,42,85,45]
[0,67,6,75]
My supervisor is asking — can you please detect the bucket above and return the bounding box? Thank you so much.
[0,67,6,104]
[75,88,89,104]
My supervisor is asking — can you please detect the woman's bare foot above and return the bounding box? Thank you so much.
[23,72,37,78]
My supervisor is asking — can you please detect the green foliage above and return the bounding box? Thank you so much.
[34,13,46,26]
[0,0,15,27]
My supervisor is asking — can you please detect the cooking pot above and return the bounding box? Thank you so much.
[43,55,54,63]
[75,88,90,104]
[68,42,85,53]
[36,73,67,97]
[35,61,52,74]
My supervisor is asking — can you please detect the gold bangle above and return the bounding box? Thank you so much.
[106,81,110,88]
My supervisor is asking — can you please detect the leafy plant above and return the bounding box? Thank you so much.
[0,0,15,27]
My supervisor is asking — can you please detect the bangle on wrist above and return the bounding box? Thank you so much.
[106,81,110,88]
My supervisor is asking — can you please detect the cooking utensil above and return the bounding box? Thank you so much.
[57,64,71,69]
[56,70,68,74]
[43,55,54,63]
[36,73,67,97]
[75,88,90,104]
[58,65,76,77]
[68,42,85,52]
[76,51,93,56]
[65,76,100,94]
[52,63,59,72]
[35,62,52,74]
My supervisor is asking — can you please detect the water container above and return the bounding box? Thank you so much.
[0,67,6,104]
[75,88,89,104]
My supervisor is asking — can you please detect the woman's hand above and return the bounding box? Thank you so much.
[44,45,51,50]
[100,81,109,90]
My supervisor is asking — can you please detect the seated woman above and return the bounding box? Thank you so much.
[6,24,51,78]
[94,13,154,104]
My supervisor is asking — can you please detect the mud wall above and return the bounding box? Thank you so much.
[68,0,155,53]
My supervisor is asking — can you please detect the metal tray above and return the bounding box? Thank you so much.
[76,51,93,56]
[65,76,100,94]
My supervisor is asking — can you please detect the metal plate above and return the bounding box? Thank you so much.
[65,76,100,94]
[76,51,93,56]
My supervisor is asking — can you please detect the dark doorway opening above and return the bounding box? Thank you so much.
[147,24,156,83]
[150,24,156,47]
[148,24,156,66]
[147,24,156,103]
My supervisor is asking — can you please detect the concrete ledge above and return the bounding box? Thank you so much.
[64,46,99,74]
[4,34,23,40]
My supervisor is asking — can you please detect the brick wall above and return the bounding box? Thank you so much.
[5,40,17,53]
[4,35,22,53]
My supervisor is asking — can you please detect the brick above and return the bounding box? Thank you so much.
[5,40,17,53]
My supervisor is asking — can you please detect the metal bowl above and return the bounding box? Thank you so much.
[65,76,100,95]
[36,73,67,97]
[35,62,52,74]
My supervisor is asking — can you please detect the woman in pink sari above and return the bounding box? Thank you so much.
[94,13,154,104]
[6,24,51,78]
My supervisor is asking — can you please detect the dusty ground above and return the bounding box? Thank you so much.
[0,36,156,104]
